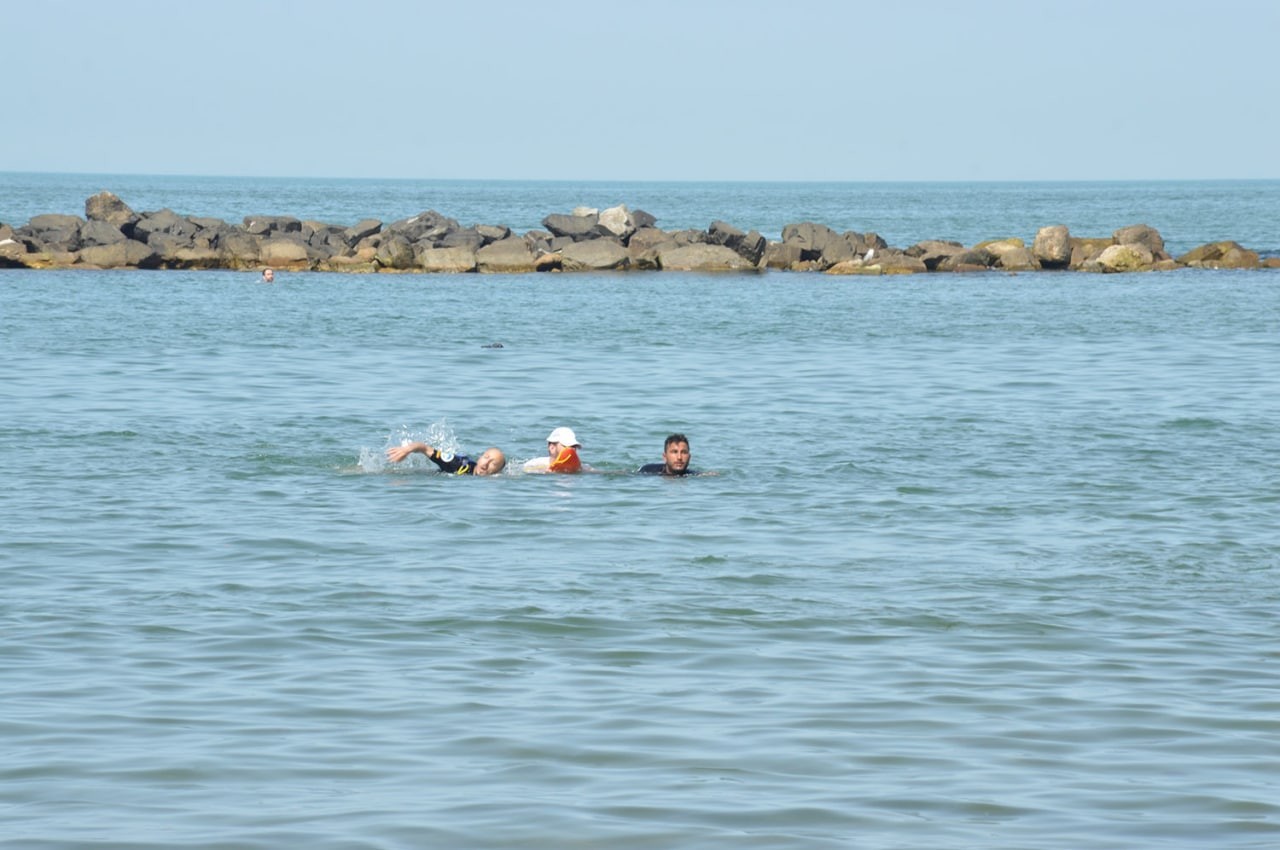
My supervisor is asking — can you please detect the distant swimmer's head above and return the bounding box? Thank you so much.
[475,448,506,476]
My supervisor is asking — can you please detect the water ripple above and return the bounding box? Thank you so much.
[4,266,1279,849]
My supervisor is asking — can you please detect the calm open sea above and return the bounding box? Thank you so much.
[2,175,1279,849]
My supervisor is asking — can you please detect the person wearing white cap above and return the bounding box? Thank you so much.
[546,427,581,453]
[523,426,585,473]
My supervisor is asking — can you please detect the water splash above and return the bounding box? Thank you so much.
[357,421,463,474]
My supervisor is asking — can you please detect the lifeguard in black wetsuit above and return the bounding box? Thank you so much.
[385,441,506,476]
[637,433,700,476]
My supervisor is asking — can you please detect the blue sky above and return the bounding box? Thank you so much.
[7,0,1277,181]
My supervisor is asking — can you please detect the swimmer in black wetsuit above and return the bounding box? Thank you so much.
[637,433,700,476]
[385,441,506,476]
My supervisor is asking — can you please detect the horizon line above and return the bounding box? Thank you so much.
[3,170,1278,186]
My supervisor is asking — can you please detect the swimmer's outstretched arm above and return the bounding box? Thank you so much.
[386,441,433,463]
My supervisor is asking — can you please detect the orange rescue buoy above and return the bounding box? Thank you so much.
[547,446,582,473]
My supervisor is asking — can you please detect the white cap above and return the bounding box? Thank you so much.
[546,426,581,447]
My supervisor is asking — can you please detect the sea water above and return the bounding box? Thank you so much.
[2,175,1279,849]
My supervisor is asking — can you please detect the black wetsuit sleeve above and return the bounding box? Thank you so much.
[429,451,476,475]
[637,463,698,476]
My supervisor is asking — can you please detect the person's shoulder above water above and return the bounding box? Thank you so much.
[636,462,700,476]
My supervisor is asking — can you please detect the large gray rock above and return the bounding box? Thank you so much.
[475,224,511,243]
[671,228,709,246]
[523,229,554,254]
[1177,241,1260,269]
[134,209,198,244]
[994,246,1041,271]
[146,232,196,261]
[1086,243,1155,273]
[476,237,536,273]
[824,259,881,275]
[627,227,671,253]
[1032,225,1072,267]
[707,220,743,246]
[77,240,159,269]
[656,243,759,272]
[22,214,84,252]
[543,211,599,241]
[561,238,630,271]
[763,241,805,270]
[375,233,416,269]
[318,227,355,254]
[318,253,379,273]
[906,240,966,270]
[595,204,635,241]
[708,220,767,265]
[1069,237,1115,268]
[215,230,262,267]
[168,246,224,268]
[85,191,139,232]
[631,209,658,229]
[830,250,927,275]
[819,233,863,266]
[78,220,128,247]
[242,215,301,236]
[627,227,675,269]
[534,250,562,272]
[416,245,478,273]
[736,230,768,266]
[343,219,382,245]
[438,228,485,252]
[190,218,232,251]
[260,235,313,267]
[303,220,341,247]
[864,250,928,275]
[28,213,84,230]
[0,230,30,267]
[1114,224,1167,259]
[781,221,839,260]
[842,230,872,255]
[976,238,1026,262]
[937,247,994,271]
[386,210,458,243]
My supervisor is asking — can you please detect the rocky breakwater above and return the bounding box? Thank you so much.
[1,191,1273,275]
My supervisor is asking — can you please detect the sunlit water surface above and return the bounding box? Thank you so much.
[2,175,1279,849]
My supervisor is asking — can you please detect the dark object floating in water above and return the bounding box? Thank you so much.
[482,342,504,349]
